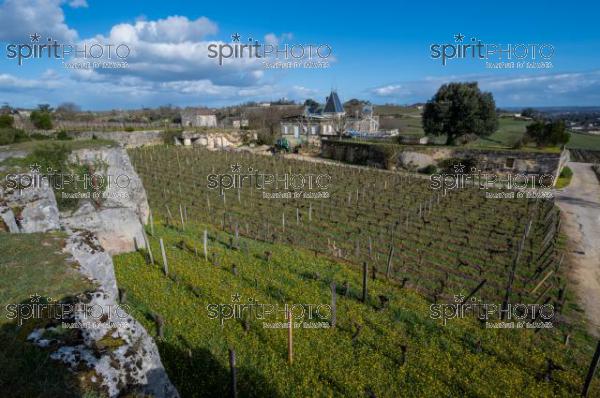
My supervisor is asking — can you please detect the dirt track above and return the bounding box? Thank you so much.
[555,162,600,336]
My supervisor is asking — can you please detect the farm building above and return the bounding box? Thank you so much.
[181,108,217,127]
[220,116,249,129]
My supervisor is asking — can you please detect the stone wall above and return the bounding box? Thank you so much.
[320,140,389,168]
[22,130,164,147]
[321,139,567,178]
[174,131,251,149]
[69,130,164,147]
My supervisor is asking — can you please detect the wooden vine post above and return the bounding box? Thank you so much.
[330,282,337,328]
[159,238,168,276]
[582,340,600,397]
[229,348,238,398]
[287,308,294,364]
[362,261,368,303]
[203,230,208,261]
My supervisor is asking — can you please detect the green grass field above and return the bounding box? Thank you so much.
[114,221,600,397]
[566,132,600,151]
[0,232,96,398]
[467,118,530,149]
[0,138,116,154]
[376,105,600,151]
[118,145,600,397]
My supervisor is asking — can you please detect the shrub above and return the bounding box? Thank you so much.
[56,130,72,140]
[0,127,16,145]
[30,110,53,130]
[124,126,135,132]
[162,129,181,145]
[29,133,51,141]
[0,114,14,128]
[13,129,30,143]
[419,164,438,174]
[525,120,570,147]
[29,143,71,172]
[256,129,277,146]
[511,138,524,149]
[438,157,476,173]
[378,145,398,170]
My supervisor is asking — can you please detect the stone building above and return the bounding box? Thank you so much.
[280,91,379,145]
[180,108,217,127]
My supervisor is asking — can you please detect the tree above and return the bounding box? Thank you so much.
[303,99,319,113]
[55,102,81,119]
[332,115,347,138]
[525,119,570,147]
[521,107,537,118]
[0,102,12,114]
[422,82,499,145]
[344,98,369,117]
[37,104,53,113]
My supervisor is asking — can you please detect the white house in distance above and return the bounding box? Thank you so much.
[181,108,217,128]
[280,90,379,144]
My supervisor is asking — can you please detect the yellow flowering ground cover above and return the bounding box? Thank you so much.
[114,222,599,398]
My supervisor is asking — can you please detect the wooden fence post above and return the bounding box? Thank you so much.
[203,230,208,261]
[282,211,285,233]
[229,348,238,398]
[582,340,600,397]
[165,205,174,226]
[331,282,337,328]
[149,210,154,236]
[386,245,394,278]
[139,216,154,265]
[159,238,168,276]
[288,309,293,364]
[501,222,529,320]
[362,262,368,303]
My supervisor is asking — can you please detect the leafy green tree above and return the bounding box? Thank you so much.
[521,107,537,118]
[303,99,319,113]
[525,120,570,147]
[55,102,81,119]
[37,104,53,113]
[344,98,370,116]
[422,82,499,145]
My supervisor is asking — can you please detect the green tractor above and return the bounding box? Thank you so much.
[275,137,291,153]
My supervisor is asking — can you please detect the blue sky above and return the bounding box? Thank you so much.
[0,0,599,110]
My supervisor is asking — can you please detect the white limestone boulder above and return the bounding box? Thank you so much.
[2,175,60,233]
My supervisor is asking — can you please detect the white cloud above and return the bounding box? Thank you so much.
[0,0,78,42]
[0,72,62,90]
[369,70,600,106]
[123,15,217,43]
[79,16,265,87]
[291,85,318,97]
[371,84,403,97]
[264,32,293,46]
